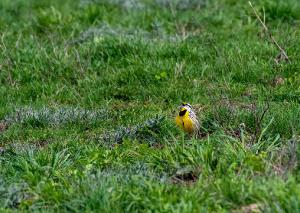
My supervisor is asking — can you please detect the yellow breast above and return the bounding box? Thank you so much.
[175,112,195,134]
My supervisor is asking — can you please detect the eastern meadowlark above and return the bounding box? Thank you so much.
[175,102,200,135]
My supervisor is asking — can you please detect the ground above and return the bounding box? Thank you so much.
[0,0,300,212]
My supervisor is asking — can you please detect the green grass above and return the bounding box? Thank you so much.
[0,0,300,212]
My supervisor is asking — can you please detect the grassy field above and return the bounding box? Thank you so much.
[0,0,300,212]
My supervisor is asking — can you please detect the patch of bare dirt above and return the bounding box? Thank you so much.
[233,203,262,213]
[171,166,201,185]
[35,139,51,148]
[272,76,285,87]
[0,122,8,133]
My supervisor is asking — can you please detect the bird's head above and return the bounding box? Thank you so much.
[178,102,192,116]
[181,102,192,108]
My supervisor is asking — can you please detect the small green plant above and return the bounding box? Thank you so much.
[155,71,168,81]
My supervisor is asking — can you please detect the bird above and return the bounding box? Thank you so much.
[175,102,200,135]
